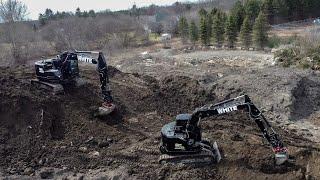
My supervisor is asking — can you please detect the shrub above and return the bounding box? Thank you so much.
[267,35,281,48]
[275,47,300,67]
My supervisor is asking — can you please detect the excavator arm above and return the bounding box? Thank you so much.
[188,95,288,165]
[75,51,113,104]
[75,51,115,115]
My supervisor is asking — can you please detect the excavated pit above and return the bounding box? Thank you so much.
[0,66,320,179]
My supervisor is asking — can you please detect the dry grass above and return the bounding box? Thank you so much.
[275,26,320,69]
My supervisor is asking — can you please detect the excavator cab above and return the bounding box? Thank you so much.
[34,52,80,84]
[59,52,80,80]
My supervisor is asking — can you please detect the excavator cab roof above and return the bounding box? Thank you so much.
[176,114,191,121]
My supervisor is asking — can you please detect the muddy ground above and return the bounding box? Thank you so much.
[1,47,320,179]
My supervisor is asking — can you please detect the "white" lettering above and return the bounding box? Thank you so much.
[217,106,238,114]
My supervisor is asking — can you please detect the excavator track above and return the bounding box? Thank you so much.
[31,79,64,95]
[158,149,217,165]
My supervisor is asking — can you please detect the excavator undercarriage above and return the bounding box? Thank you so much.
[159,140,221,165]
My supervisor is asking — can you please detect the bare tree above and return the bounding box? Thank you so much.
[0,0,27,62]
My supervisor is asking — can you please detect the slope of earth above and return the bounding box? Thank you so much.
[0,65,320,179]
[111,48,320,143]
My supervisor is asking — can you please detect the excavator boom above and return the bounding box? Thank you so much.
[191,95,288,165]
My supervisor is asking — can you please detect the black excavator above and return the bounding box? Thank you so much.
[159,95,289,165]
[31,51,115,115]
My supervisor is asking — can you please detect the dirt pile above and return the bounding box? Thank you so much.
[290,76,320,121]
[152,75,216,115]
[1,66,320,179]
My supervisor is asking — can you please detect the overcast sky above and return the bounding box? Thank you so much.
[20,0,196,20]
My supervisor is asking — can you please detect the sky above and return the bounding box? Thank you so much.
[20,0,196,20]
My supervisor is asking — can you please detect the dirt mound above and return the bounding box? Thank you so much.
[290,77,320,120]
[153,75,216,116]
[108,65,122,78]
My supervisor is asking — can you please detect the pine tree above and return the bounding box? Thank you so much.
[210,8,218,17]
[198,8,210,45]
[231,0,245,32]
[244,0,260,23]
[199,8,207,17]
[209,8,218,44]
[212,11,225,47]
[240,16,252,49]
[88,10,96,17]
[38,14,46,26]
[221,11,227,32]
[178,16,189,42]
[189,21,199,45]
[75,7,82,17]
[225,14,237,48]
[253,12,269,49]
[206,13,213,45]
[261,0,274,24]
[199,15,208,45]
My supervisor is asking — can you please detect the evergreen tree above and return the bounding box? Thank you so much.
[38,13,46,26]
[253,12,269,49]
[82,11,89,17]
[76,7,81,17]
[44,8,54,19]
[221,11,227,30]
[231,1,245,32]
[212,11,225,47]
[178,16,189,42]
[272,0,289,22]
[189,21,199,45]
[88,10,96,17]
[261,0,275,24]
[199,15,208,45]
[210,8,218,17]
[198,8,207,17]
[209,8,218,41]
[240,16,252,49]
[225,14,238,48]
[244,0,260,23]
[206,13,213,45]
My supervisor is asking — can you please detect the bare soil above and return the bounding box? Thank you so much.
[1,60,320,179]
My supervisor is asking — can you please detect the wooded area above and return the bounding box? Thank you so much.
[0,0,320,64]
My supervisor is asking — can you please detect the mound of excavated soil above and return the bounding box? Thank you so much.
[290,77,320,121]
[151,75,216,115]
[0,66,320,179]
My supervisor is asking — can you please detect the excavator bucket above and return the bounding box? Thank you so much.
[97,103,116,116]
[272,146,289,165]
[275,152,289,165]
[212,142,222,163]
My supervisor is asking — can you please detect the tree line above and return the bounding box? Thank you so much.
[271,0,320,23]
[38,8,97,26]
[178,0,273,49]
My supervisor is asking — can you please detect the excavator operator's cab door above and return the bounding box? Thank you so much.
[65,53,80,78]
